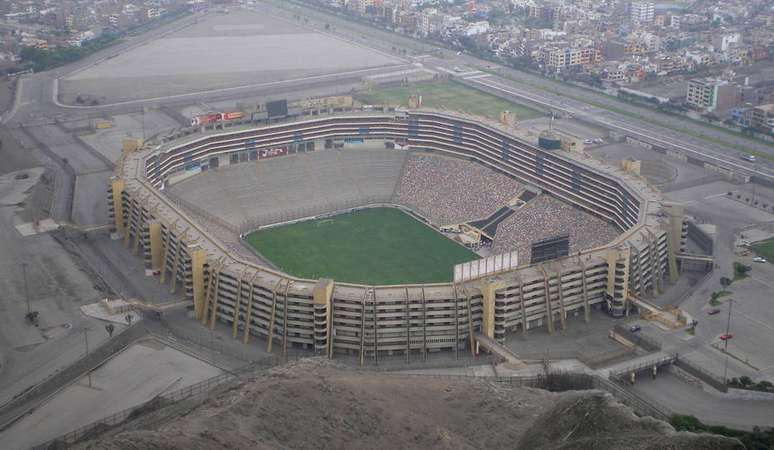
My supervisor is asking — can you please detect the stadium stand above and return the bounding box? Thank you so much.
[166,148,407,227]
[492,195,620,261]
[393,152,521,225]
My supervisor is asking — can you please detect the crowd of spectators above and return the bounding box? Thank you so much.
[492,195,620,261]
[394,153,522,225]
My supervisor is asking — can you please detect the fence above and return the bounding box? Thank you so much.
[0,324,148,432]
[385,371,671,420]
[237,195,395,235]
[33,355,281,449]
[608,354,677,379]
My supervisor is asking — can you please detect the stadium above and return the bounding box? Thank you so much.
[110,106,686,362]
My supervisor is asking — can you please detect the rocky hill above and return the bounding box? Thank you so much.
[75,359,743,450]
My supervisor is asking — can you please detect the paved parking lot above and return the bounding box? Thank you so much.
[1,339,222,450]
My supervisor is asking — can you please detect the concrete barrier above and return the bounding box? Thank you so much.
[674,357,728,393]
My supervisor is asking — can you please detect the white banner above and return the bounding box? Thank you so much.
[453,250,518,283]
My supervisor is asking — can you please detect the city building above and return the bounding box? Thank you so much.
[541,47,600,70]
[630,1,655,24]
[685,77,740,112]
[751,103,774,134]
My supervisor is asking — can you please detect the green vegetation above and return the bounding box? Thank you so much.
[670,414,774,449]
[357,80,542,122]
[733,261,750,280]
[244,208,477,285]
[751,238,774,263]
[19,32,120,72]
[728,376,774,393]
[709,290,731,306]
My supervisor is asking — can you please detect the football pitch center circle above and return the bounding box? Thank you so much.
[243,207,478,285]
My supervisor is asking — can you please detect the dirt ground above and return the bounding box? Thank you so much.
[74,359,742,450]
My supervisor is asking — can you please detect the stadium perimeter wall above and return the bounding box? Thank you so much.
[109,109,685,360]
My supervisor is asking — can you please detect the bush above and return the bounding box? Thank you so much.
[733,262,750,280]
[19,32,119,72]
[670,414,774,448]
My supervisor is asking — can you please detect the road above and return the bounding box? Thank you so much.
[630,371,774,430]
[0,169,117,408]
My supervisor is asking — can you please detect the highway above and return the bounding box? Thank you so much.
[453,74,774,182]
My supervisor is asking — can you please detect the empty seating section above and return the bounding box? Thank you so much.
[166,148,408,227]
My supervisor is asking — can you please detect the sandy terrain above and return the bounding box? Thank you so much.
[75,359,742,450]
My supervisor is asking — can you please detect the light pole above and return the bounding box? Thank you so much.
[84,328,92,388]
[21,262,30,315]
[723,298,733,384]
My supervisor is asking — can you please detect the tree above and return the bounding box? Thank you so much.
[324,23,330,30]
[719,277,732,288]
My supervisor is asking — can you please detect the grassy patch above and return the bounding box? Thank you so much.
[733,261,750,280]
[670,414,774,448]
[244,207,477,285]
[357,80,542,122]
[751,238,774,262]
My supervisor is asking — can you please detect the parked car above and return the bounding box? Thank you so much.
[708,308,721,315]
[753,256,767,263]
[629,325,641,332]
[584,139,593,145]
[719,333,734,341]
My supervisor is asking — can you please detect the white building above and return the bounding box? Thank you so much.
[465,21,490,36]
[630,1,654,24]
[713,33,741,53]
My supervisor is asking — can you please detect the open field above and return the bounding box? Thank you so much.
[751,238,774,262]
[59,10,403,104]
[357,80,542,121]
[244,207,477,284]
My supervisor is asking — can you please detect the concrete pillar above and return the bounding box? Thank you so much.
[110,178,126,235]
[663,204,683,284]
[191,246,207,321]
[149,221,163,273]
[518,279,528,336]
[539,266,555,334]
[556,271,566,331]
[478,280,500,340]
[606,247,631,316]
[313,278,334,357]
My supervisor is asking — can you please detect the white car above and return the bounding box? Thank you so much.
[753,256,767,263]
[584,139,593,144]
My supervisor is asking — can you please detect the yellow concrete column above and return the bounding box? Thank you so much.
[110,178,125,235]
[479,280,501,340]
[190,246,207,320]
[313,278,334,358]
[149,221,163,272]
[663,204,684,283]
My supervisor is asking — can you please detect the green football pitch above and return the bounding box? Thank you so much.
[244,207,478,285]
[357,80,542,122]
